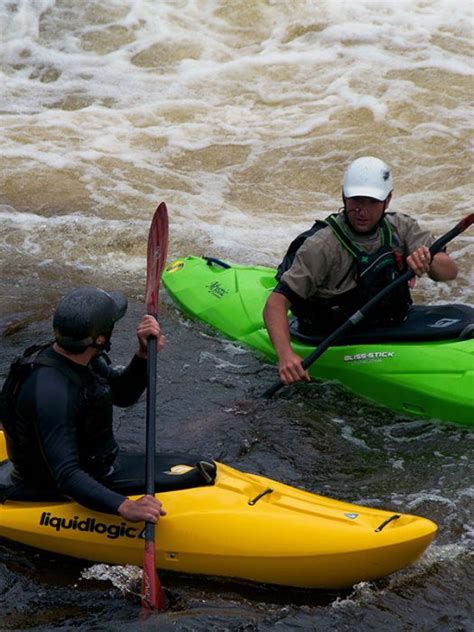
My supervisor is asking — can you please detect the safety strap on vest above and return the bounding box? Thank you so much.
[325,214,393,260]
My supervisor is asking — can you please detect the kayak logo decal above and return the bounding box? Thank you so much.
[166,260,185,274]
[39,512,139,540]
[206,281,229,298]
[345,513,359,519]
[344,351,395,362]
[428,318,460,328]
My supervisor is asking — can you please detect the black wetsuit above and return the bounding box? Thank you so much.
[7,346,148,514]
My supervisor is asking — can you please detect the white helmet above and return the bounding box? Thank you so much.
[342,156,393,201]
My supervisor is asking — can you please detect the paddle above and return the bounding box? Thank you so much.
[141,202,169,611]
[263,212,474,399]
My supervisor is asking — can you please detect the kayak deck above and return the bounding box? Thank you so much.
[0,432,436,589]
[162,256,474,426]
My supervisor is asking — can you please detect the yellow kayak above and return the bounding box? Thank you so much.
[0,431,436,589]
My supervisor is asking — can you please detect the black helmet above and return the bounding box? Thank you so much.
[53,286,128,352]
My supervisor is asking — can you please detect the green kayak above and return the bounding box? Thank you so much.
[162,256,474,427]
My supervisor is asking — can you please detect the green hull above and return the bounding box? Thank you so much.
[163,256,474,427]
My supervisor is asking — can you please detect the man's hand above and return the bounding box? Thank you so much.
[136,314,165,359]
[278,349,311,384]
[407,246,458,282]
[118,495,166,523]
[406,245,432,277]
[263,291,311,384]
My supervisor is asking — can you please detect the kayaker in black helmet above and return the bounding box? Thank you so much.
[263,156,458,386]
[1,286,166,524]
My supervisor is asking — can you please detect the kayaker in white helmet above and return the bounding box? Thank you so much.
[263,156,458,386]
[0,287,168,523]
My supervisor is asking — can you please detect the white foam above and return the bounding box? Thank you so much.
[339,423,373,451]
[331,541,470,608]
[0,0,472,296]
[81,563,141,595]
[198,350,247,371]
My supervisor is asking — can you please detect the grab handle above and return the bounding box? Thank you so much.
[375,514,401,532]
[203,256,231,270]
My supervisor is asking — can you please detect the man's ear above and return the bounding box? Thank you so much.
[383,192,392,210]
[95,335,107,347]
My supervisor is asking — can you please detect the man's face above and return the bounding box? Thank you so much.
[345,196,385,233]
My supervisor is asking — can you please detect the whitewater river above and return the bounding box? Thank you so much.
[0,1,473,630]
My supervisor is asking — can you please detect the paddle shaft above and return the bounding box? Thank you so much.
[145,333,158,529]
[142,203,169,611]
[263,213,474,398]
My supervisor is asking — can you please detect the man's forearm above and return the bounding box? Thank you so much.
[429,252,458,282]
[263,292,293,358]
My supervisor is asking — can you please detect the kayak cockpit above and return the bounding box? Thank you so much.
[0,452,217,503]
[290,303,474,345]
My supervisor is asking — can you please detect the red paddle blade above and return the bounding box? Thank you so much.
[459,213,474,231]
[145,202,169,316]
[141,541,168,611]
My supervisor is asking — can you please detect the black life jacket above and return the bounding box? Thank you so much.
[0,343,119,486]
[276,213,412,331]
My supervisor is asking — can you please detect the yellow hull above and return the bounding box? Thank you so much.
[0,432,436,589]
